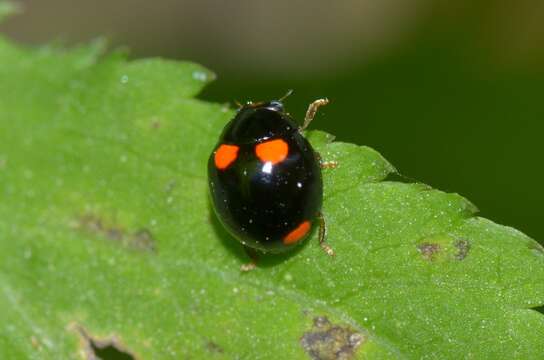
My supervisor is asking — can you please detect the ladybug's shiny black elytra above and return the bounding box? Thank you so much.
[208,97,335,259]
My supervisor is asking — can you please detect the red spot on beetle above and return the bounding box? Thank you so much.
[283,220,311,245]
[255,139,288,165]
[214,144,239,170]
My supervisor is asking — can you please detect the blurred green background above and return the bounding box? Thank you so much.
[2,0,542,243]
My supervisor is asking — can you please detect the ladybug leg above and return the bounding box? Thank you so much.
[315,152,338,169]
[317,212,335,257]
[240,247,259,272]
[320,160,338,169]
[240,262,256,272]
[301,98,329,131]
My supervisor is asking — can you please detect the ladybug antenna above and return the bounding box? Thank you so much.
[278,89,294,102]
[301,98,329,131]
[233,100,243,108]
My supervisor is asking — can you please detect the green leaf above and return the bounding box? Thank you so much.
[1,31,544,360]
[0,1,20,22]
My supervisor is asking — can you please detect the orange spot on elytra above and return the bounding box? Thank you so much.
[214,144,239,170]
[283,220,311,245]
[255,139,288,165]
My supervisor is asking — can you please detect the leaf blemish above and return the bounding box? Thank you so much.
[300,316,365,360]
[417,234,470,261]
[72,324,137,360]
[150,116,162,129]
[417,242,441,261]
[454,239,470,260]
[131,229,156,252]
[75,214,156,252]
[205,340,224,354]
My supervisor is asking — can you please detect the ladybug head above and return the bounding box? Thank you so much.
[220,100,298,144]
[262,100,284,113]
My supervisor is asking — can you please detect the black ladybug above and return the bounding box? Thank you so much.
[208,94,335,270]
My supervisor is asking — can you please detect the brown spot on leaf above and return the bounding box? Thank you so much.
[131,229,156,252]
[71,324,138,360]
[454,239,470,260]
[30,336,40,350]
[300,316,364,360]
[75,214,156,252]
[150,117,161,129]
[106,227,123,241]
[206,341,224,354]
[417,242,441,261]
[164,180,177,193]
[78,214,104,233]
[417,234,471,262]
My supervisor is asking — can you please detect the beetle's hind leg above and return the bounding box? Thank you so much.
[320,159,338,169]
[315,152,338,169]
[317,212,335,257]
[240,246,259,272]
[301,98,329,131]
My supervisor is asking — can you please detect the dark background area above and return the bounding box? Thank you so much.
[2,0,542,243]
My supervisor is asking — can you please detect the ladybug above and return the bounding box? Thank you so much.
[208,93,336,270]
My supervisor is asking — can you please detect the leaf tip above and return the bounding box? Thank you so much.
[191,67,216,84]
[0,1,21,23]
[305,130,336,147]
